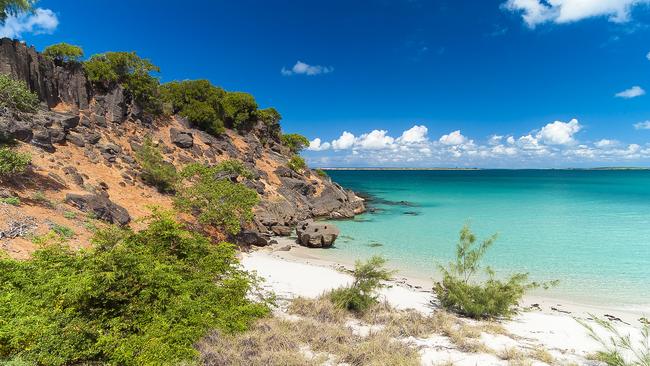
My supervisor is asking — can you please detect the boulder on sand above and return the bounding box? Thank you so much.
[296,220,340,248]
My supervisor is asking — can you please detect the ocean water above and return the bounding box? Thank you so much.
[320,170,650,310]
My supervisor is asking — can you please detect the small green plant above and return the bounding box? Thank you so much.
[578,315,650,366]
[315,168,328,178]
[174,162,259,235]
[49,223,75,239]
[84,52,161,114]
[281,133,310,154]
[30,190,52,207]
[328,256,395,313]
[0,147,31,179]
[43,43,84,62]
[0,196,20,206]
[288,155,307,173]
[434,224,551,319]
[0,74,39,114]
[63,211,76,219]
[135,136,178,192]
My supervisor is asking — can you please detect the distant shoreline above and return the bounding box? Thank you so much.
[320,167,650,171]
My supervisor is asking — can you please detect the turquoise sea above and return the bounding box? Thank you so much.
[321,170,650,310]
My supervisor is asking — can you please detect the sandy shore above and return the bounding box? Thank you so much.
[241,237,647,365]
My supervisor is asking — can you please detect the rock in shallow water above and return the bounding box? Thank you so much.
[296,220,340,248]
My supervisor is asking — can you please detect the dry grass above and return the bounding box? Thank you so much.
[528,346,556,365]
[287,296,347,324]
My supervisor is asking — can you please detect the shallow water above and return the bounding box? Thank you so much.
[321,170,650,310]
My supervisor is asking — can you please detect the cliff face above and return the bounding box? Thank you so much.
[0,39,364,256]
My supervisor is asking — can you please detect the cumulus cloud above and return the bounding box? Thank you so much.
[616,86,646,98]
[397,125,428,143]
[281,61,333,76]
[536,118,582,145]
[356,130,395,150]
[331,131,356,150]
[308,138,331,151]
[0,8,58,39]
[646,51,650,61]
[634,121,650,130]
[595,139,618,148]
[503,0,650,28]
[439,130,468,146]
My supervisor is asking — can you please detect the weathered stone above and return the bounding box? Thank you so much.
[30,127,54,152]
[83,131,101,145]
[58,115,80,130]
[65,193,131,225]
[271,225,292,236]
[66,132,85,147]
[170,128,193,148]
[296,220,340,248]
[49,126,66,144]
[0,118,32,142]
[236,230,270,247]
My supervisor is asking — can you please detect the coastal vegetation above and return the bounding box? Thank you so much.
[42,43,84,62]
[328,255,395,313]
[0,145,30,179]
[434,224,547,319]
[281,133,310,153]
[0,73,39,114]
[579,316,650,366]
[160,79,227,135]
[0,209,269,365]
[174,162,259,235]
[134,136,179,193]
[0,0,32,22]
[287,154,307,173]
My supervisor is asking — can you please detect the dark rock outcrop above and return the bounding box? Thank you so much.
[65,192,131,225]
[170,128,193,148]
[296,220,340,248]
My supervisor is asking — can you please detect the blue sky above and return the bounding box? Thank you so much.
[2,0,650,167]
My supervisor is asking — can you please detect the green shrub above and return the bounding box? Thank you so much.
[49,223,75,239]
[578,315,650,366]
[84,52,161,114]
[221,91,258,130]
[43,43,84,62]
[0,196,20,205]
[256,107,282,126]
[315,168,328,178]
[175,163,259,235]
[0,74,39,114]
[288,155,306,173]
[434,224,549,319]
[329,256,395,313]
[0,209,269,365]
[0,0,33,22]
[281,133,310,154]
[0,147,31,178]
[63,211,76,219]
[135,136,178,193]
[160,80,226,135]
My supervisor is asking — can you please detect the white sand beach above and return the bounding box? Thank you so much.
[242,237,648,366]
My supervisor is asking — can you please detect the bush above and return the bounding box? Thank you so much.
[43,43,84,62]
[0,209,269,365]
[281,133,310,154]
[578,315,650,366]
[434,224,549,319]
[328,256,395,313]
[84,52,161,114]
[0,147,31,178]
[288,155,306,173]
[315,168,328,178]
[160,80,226,135]
[0,74,39,114]
[256,107,282,126]
[175,162,259,235]
[135,136,178,192]
[221,91,258,130]
[0,196,20,206]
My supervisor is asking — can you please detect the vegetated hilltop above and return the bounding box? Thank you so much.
[0,38,364,258]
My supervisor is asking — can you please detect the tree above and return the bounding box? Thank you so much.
[0,73,39,114]
[434,224,553,319]
[221,91,258,130]
[174,162,259,235]
[43,43,84,62]
[328,256,395,313]
[84,52,161,114]
[160,80,226,135]
[281,133,310,153]
[0,0,34,23]
[256,107,282,126]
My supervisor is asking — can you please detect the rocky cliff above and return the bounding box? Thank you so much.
[0,38,364,257]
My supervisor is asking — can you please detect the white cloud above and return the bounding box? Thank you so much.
[439,130,467,146]
[0,8,58,39]
[488,135,504,145]
[503,0,650,28]
[595,139,618,148]
[646,51,650,61]
[615,86,645,98]
[331,131,356,150]
[397,125,428,143]
[356,130,395,150]
[634,121,650,130]
[281,61,333,76]
[536,118,582,145]
[308,138,331,151]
